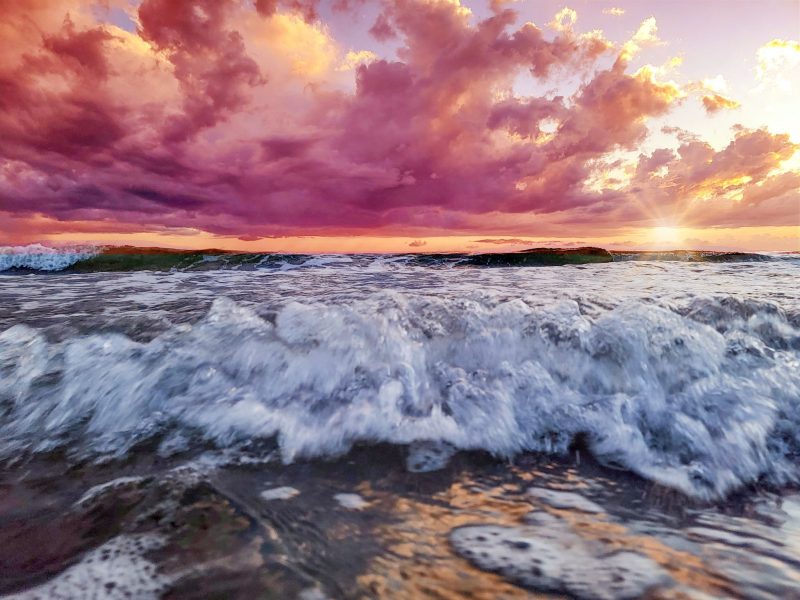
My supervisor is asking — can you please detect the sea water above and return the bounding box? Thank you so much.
[1,247,798,598]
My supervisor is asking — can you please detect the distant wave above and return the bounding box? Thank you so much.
[611,250,775,263]
[0,245,786,273]
[0,244,99,272]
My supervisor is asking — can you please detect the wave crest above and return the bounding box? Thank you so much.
[0,244,99,272]
[1,293,798,499]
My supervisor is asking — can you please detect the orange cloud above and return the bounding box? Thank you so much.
[701,93,740,113]
[685,75,740,113]
[619,17,662,63]
[629,126,799,228]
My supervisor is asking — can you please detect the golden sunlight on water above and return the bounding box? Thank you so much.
[357,464,734,599]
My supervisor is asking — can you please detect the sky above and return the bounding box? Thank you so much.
[0,0,798,252]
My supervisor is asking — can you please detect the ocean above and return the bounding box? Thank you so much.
[1,245,799,599]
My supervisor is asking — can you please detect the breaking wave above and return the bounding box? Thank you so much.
[1,292,798,500]
[0,245,786,273]
[0,244,98,272]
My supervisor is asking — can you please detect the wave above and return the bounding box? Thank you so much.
[611,250,775,263]
[0,245,786,273]
[1,293,798,500]
[0,244,98,272]
[465,247,614,266]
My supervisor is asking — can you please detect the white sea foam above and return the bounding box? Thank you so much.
[261,486,300,501]
[527,488,604,514]
[406,441,455,473]
[0,244,98,272]
[333,493,368,509]
[3,535,169,599]
[76,476,149,506]
[0,276,799,500]
[450,511,672,599]
[277,255,354,271]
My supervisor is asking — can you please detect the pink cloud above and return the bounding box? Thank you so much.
[0,0,796,242]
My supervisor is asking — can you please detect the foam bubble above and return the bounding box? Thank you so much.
[450,514,671,599]
[333,493,368,510]
[261,486,299,501]
[406,441,455,473]
[298,587,330,600]
[5,535,169,599]
[527,488,604,513]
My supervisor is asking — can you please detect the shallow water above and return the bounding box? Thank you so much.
[1,254,799,598]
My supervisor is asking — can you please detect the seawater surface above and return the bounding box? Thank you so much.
[1,247,799,599]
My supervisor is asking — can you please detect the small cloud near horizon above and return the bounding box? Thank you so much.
[473,238,537,245]
[474,239,587,247]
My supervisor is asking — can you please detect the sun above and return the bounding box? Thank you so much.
[650,226,684,248]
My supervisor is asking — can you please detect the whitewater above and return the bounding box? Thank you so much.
[1,246,798,501]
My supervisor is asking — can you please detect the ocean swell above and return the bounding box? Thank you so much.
[1,293,798,500]
[0,245,787,273]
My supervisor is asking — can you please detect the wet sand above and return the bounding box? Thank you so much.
[2,446,798,599]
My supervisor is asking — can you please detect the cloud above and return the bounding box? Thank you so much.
[701,93,740,113]
[408,239,427,247]
[620,17,662,63]
[685,75,740,113]
[0,0,796,243]
[254,0,320,21]
[137,0,264,142]
[473,238,536,245]
[337,49,378,71]
[260,12,339,78]
[756,38,800,90]
[549,7,577,32]
[602,8,625,16]
[626,126,800,227]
